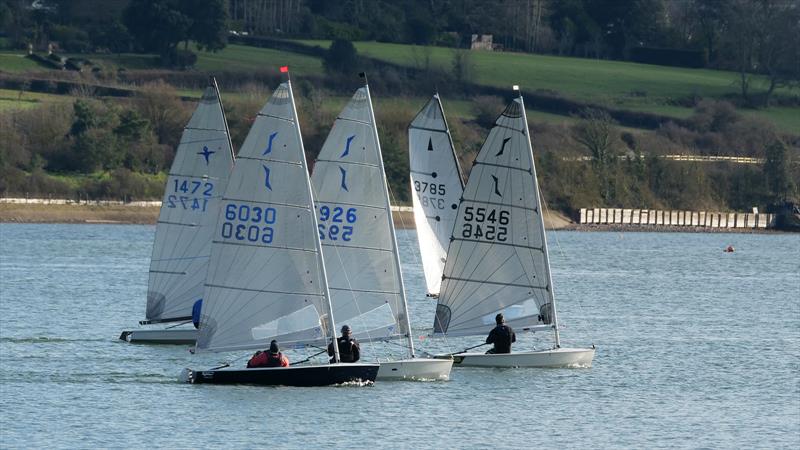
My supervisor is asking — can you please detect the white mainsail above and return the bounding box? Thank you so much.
[196,81,337,353]
[434,94,559,339]
[310,86,411,345]
[408,94,464,297]
[146,82,235,323]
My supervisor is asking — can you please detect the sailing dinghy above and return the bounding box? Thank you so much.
[310,82,452,381]
[183,77,378,386]
[432,89,595,368]
[120,78,235,344]
[408,94,465,298]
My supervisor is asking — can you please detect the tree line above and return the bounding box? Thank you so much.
[2,0,797,105]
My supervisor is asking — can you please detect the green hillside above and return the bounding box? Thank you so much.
[297,40,799,132]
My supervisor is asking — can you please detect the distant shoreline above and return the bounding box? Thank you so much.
[2,203,790,233]
[0,203,577,230]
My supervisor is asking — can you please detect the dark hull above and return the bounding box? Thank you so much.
[185,363,379,387]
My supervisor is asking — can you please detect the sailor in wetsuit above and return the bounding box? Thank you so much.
[247,340,290,368]
[486,313,516,354]
[328,325,360,363]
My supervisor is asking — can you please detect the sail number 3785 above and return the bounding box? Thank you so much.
[462,206,509,242]
[414,180,446,209]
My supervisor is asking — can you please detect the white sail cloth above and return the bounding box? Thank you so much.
[197,82,332,353]
[408,94,464,296]
[146,85,234,322]
[310,87,408,343]
[434,97,554,337]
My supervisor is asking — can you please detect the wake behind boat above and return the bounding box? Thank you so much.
[121,77,235,345]
[431,88,595,368]
[184,73,377,387]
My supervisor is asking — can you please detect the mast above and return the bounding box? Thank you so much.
[286,72,341,363]
[516,86,561,348]
[434,93,466,189]
[211,76,237,163]
[363,79,416,358]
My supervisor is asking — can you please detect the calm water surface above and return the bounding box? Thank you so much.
[1,224,798,448]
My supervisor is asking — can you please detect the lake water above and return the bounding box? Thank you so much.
[0,224,798,448]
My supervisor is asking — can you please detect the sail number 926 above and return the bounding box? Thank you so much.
[318,205,357,241]
[220,203,276,244]
[462,206,509,242]
[414,180,446,209]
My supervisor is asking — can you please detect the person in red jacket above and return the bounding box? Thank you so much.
[247,340,290,368]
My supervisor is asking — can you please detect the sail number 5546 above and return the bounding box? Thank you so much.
[462,206,509,242]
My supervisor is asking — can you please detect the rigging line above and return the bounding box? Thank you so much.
[313,158,380,169]
[234,155,303,167]
[539,184,589,340]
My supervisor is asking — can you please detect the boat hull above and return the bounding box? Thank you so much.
[119,329,198,345]
[376,358,453,381]
[182,363,379,386]
[438,347,595,368]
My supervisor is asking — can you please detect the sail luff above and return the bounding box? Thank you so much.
[516,91,560,347]
[364,84,415,357]
[435,93,466,189]
[212,76,237,163]
[286,78,340,362]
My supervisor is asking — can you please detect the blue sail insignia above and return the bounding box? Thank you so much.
[263,132,278,155]
[340,135,356,158]
[198,146,215,164]
[339,167,349,191]
[263,165,272,190]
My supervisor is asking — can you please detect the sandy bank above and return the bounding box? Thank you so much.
[0,203,576,230]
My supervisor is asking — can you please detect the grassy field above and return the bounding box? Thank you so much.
[0,51,42,72]
[297,40,799,132]
[0,88,75,111]
[3,41,798,132]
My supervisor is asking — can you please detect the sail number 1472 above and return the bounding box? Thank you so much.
[462,206,509,242]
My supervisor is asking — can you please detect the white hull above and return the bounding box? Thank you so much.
[376,358,453,380]
[443,347,595,368]
[120,328,197,345]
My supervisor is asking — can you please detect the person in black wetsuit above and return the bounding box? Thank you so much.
[328,325,360,363]
[486,313,516,354]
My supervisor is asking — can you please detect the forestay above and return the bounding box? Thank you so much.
[433,97,555,338]
[408,94,464,297]
[196,82,333,353]
[146,83,234,323]
[310,87,409,343]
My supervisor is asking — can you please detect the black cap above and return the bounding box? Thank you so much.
[495,313,504,324]
[269,340,279,354]
[341,324,351,334]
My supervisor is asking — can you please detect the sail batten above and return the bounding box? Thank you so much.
[145,83,235,323]
[434,95,555,337]
[408,95,465,297]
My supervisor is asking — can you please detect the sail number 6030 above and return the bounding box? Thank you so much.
[220,203,276,244]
